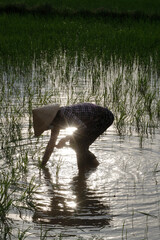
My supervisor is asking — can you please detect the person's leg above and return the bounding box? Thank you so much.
[69,129,91,169]
[71,109,114,148]
[69,127,100,170]
[70,109,114,170]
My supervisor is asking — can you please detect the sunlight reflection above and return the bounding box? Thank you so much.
[59,127,77,156]
[65,127,77,135]
[60,145,75,157]
[66,201,77,209]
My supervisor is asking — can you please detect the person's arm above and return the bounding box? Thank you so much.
[56,135,71,149]
[55,109,87,149]
[56,126,87,149]
[41,127,60,167]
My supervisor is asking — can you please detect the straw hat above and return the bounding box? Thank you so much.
[32,104,60,137]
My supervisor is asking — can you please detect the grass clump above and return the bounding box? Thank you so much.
[0,168,37,239]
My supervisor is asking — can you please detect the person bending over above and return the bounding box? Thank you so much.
[32,103,114,170]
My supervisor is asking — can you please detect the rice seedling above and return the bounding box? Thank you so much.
[0,171,16,222]
[0,166,37,238]
[17,227,31,240]
[39,226,51,240]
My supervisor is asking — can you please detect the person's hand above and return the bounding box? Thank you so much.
[56,138,67,148]
[56,136,71,149]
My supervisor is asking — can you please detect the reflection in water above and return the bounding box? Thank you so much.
[33,167,111,229]
[1,52,160,240]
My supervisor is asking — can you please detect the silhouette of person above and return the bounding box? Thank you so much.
[32,103,114,170]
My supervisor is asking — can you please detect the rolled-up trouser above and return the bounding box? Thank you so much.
[70,108,114,154]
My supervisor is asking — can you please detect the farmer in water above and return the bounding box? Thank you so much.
[32,103,114,170]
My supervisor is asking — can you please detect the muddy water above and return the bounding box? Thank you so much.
[1,57,160,239]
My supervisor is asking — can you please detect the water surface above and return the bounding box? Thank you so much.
[0,55,160,239]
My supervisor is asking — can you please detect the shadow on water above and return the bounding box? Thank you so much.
[33,166,111,229]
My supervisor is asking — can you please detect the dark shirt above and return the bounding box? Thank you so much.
[52,103,111,130]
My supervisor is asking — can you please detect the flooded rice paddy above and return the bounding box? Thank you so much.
[0,54,160,239]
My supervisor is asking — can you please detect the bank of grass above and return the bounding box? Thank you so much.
[1,13,160,69]
[0,0,160,67]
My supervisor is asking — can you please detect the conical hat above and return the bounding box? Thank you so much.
[32,104,60,137]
